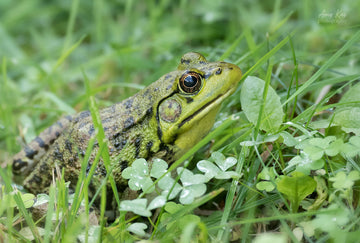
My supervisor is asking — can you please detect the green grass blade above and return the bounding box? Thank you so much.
[283,30,360,106]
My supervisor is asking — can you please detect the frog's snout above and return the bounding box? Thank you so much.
[228,63,242,82]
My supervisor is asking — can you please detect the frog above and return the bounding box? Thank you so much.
[12,52,242,198]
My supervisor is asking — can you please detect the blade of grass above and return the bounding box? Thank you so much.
[83,70,121,239]
[240,34,292,80]
[44,185,56,243]
[68,136,96,226]
[216,146,247,241]
[219,33,245,61]
[209,207,339,231]
[0,169,41,242]
[283,30,360,107]
[62,0,80,53]
[254,59,274,140]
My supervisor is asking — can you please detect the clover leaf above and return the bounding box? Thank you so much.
[147,195,167,211]
[285,151,324,175]
[329,171,360,190]
[158,175,182,200]
[160,202,201,231]
[7,193,36,209]
[311,203,350,233]
[302,136,336,160]
[119,196,167,217]
[150,158,169,178]
[197,152,240,180]
[177,167,207,204]
[122,158,154,193]
[256,167,276,192]
[342,136,360,157]
[119,198,151,217]
[127,223,148,237]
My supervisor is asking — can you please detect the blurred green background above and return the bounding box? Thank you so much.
[0,0,359,159]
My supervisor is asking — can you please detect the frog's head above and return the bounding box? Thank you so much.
[157,52,242,153]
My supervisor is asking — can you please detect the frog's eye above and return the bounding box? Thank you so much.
[179,72,202,94]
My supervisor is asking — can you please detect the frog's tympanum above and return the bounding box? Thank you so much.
[12,52,242,197]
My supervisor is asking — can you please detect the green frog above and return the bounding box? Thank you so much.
[12,52,242,197]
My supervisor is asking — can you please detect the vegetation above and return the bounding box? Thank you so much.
[1,0,360,242]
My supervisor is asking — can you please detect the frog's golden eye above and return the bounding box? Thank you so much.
[179,72,202,94]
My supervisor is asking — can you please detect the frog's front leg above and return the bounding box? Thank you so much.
[12,115,73,183]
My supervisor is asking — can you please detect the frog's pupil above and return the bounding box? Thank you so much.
[184,75,197,88]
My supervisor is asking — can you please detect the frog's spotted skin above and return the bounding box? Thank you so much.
[12,115,73,181]
[12,52,242,195]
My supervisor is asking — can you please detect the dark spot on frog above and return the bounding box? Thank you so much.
[68,157,75,166]
[78,122,87,129]
[159,143,170,157]
[146,141,153,153]
[39,162,49,173]
[166,84,172,90]
[154,87,159,92]
[24,146,37,159]
[101,117,113,124]
[79,110,91,119]
[185,97,193,103]
[204,72,211,79]
[53,147,64,162]
[49,138,56,145]
[55,131,61,138]
[88,125,95,135]
[124,117,135,130]
[110,104,116,113]
[33,175,42,183]
[124,99,133,109]
[79,150,86,157]
[199,61,206,64]
[136,106,142,116]
[35,136,47,149]
[56,121,63,128]
[99,164,107,176]
[65,115,73,122]
[114,138,127,150]
[65,139,72,153]
[119,160,128,171]
[146,107,153,116]
[215,68,222,75]
[134,137,142,158]
[143,88,150,97]
[228,67,233,70]
[165,74,172,80]
[12,159,28,172]
[86,163,92,174]
[181,58,190,64]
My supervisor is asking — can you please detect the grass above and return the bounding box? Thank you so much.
[1,0,360,242]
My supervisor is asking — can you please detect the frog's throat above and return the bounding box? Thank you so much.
[178,87,235,128]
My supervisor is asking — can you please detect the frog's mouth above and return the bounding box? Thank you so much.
[178,88,235,128]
